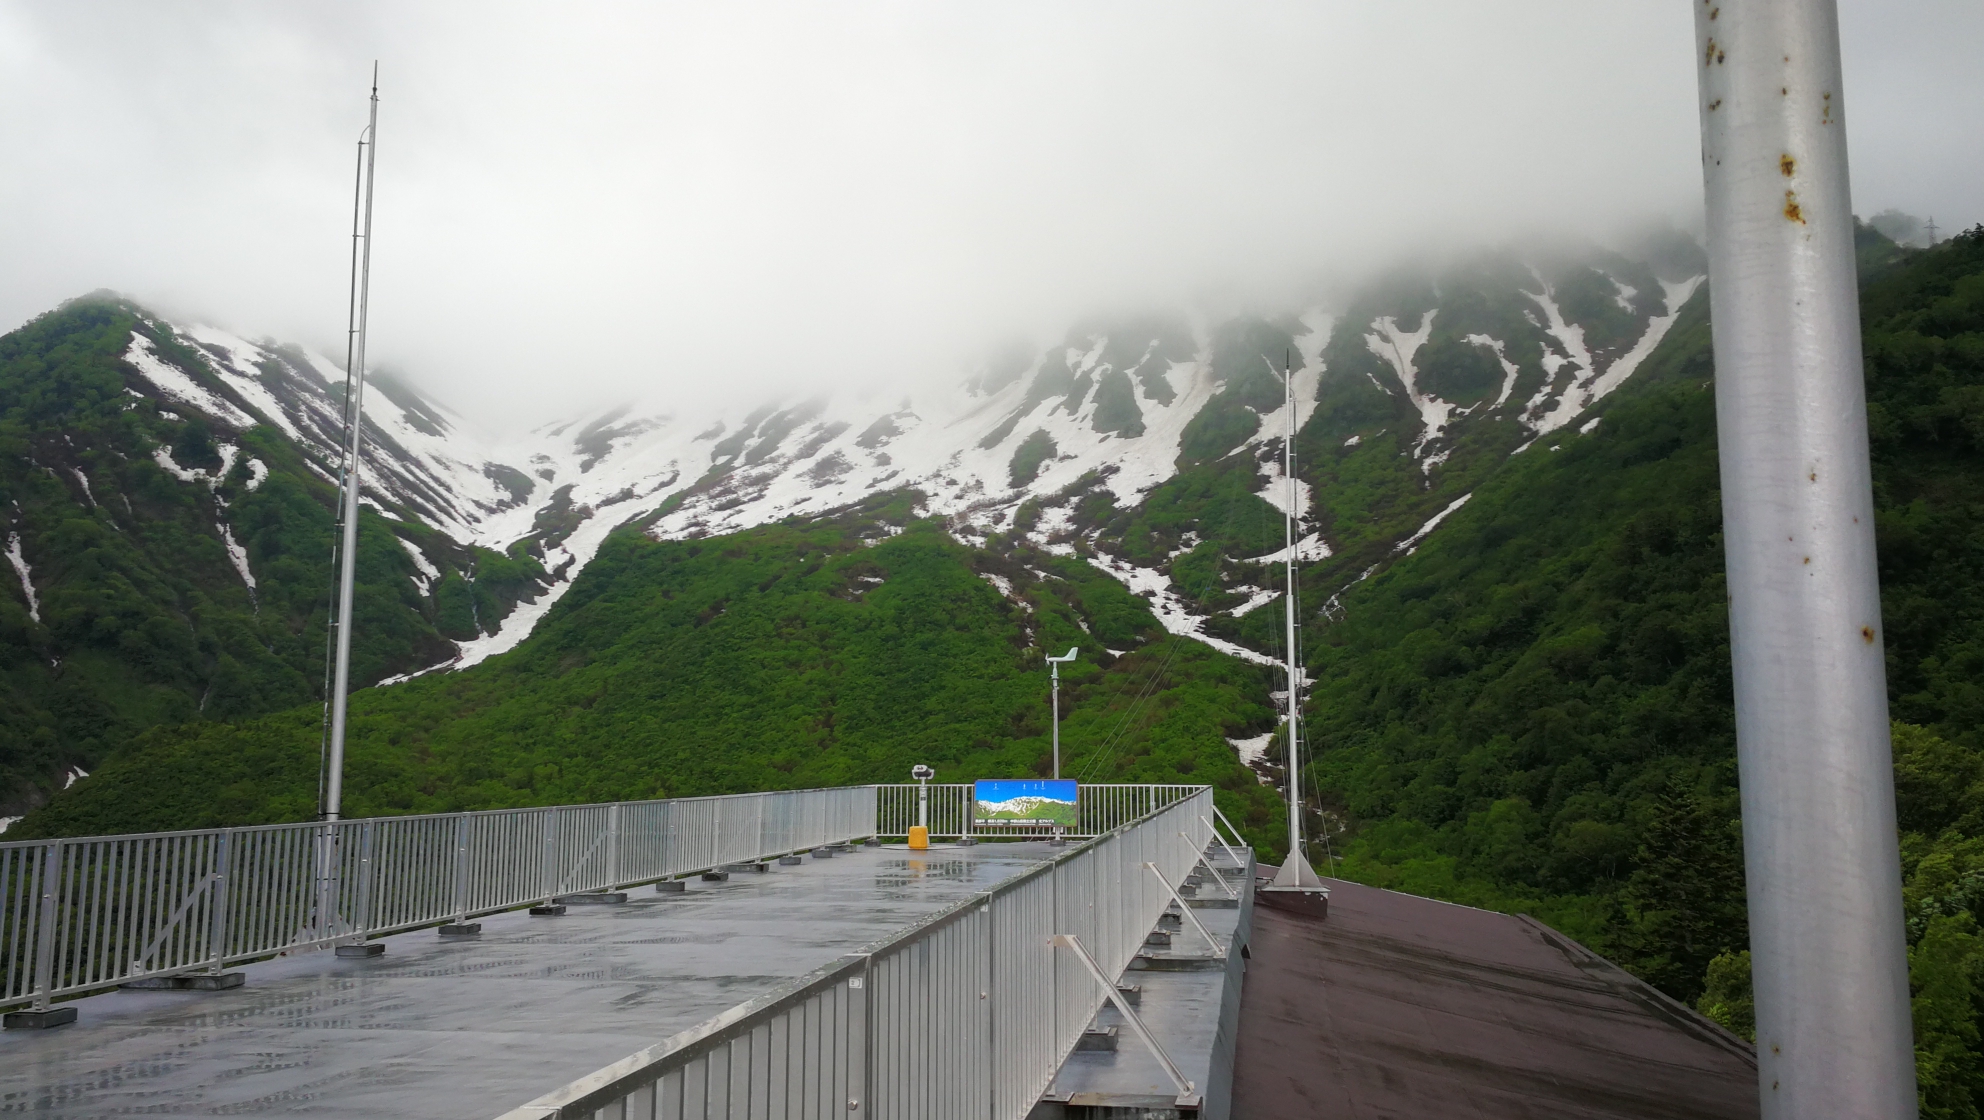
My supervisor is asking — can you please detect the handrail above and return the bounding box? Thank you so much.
[493,786,1221,1120]
[0,783,1206,1015]
[0,786,876,1012]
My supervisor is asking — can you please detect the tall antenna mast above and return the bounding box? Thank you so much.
[1261,350,1327,914]
[1281,349,1302,858]
[320,64,380,823]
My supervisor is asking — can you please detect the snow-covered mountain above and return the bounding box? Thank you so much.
[113,237,1708,676]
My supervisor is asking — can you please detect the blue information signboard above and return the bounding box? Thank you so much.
[973,779,1079,828]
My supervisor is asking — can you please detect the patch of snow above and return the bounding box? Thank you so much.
[1228,733,1275,781]
[1228,587,1281,617]
[1247,533,1332,566]
[219,522,256,598]
[1521,275,1702,441]
[1343,434,1361,447]
[63,765,88,789]
[1395,494,1472,555]
[979,571,1017,600]
[244,458,269,491]
[0,817,19,835]
[122,333,257,429]
[1466,334,1524,408]
[374,657,458,688]
[1084,550,1277,667]
[152,445,204,484]
[1610,276,1639,313]
[1580,276,1705,407]
[1365,313,1453,455]
[400,538,442,595]
[7,533,39,622]
[1580,416,1603,435]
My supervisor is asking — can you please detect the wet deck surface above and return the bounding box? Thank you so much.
[0,842,1056,1119]
[1233,879,1760,1120]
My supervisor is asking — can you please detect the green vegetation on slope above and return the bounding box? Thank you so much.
[1305,227,1984,1114]
[0,297,539,815]
[14,491,1287,851]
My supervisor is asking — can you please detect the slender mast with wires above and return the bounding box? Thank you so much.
[320,65,380,824]
[1265,351,1324,897]
[1281,350,1303,859]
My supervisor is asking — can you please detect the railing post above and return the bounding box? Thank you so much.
[452,814,470,922]
[31,841,62,1010]
[353,819,377,940]
[206,829,233,973]
[540,808,560,904]
[606,803,622,888]
[849,960,870,1119]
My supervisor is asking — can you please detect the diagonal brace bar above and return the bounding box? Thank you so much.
[133,873,219,971]
[1144,862,1224,957]
[1052,934,1198,1104]
[1210,803,1247,849]
[1181,833,1238,898]
[1199,815,1246,874]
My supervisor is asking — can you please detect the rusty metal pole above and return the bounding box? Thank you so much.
[1693,3,1916,1117]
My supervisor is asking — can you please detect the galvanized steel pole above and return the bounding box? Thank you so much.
[1693,4,1915,1116]
[324,67,380,823]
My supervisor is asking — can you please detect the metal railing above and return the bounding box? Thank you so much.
[875,783,1199,839]
[0,786,876,1011]
[495,787,1222,1120]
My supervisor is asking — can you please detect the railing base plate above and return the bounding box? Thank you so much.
[1129,953,1224,972]
[1076,1025,1119,1051]
[334,944,385,958]
[439,923,482,936]
[656,880,687,892]
[779,855,803,866]
[3,1007,77,1029]
[122,972,245,991]
[555,892,628,905]
[529,904,568,916]
[699,871,731,882]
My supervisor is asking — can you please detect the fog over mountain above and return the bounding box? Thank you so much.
[0,1,1977,432]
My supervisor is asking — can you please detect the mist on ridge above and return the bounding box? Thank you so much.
[1,2,1976,434]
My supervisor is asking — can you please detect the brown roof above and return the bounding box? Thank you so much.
[1233,879,1759,1120]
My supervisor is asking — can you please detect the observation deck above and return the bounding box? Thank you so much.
[3,785,1248,1119]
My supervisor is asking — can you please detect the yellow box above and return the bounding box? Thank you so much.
[908,826,929,850]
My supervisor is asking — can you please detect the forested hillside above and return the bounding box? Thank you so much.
[0,299,543,818]
[1306,226,1984,1115]
[11,491,1289,848]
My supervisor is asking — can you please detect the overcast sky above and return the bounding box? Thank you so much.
[1,2,1976,431]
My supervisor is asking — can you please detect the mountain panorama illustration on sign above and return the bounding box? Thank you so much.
[974,778,1078,827]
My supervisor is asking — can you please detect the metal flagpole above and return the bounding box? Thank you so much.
[1693,5,1915,1116]
[323,66,380,825]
